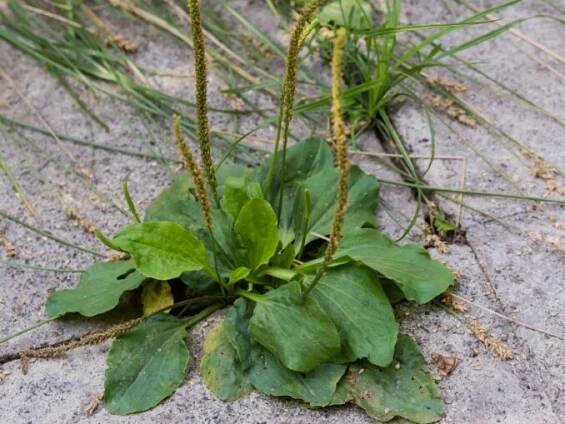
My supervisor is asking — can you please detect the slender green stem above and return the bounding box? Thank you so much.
[182,303,223,328]
[236,290,266,303]
[122,181,141,223]
[0,317,58,345]
[0,114,178,163]
[0,260,83,273]
[264,0,322,210]
[378,179,565,205]
[260,267,297,281]
[0,209,104,257]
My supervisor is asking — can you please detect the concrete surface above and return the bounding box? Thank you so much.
[0,0,563,423]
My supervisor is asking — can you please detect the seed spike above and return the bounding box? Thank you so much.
[303,27,349,299]
[187,0,219,204]
[265,0,323,202]
[173,115,212,229]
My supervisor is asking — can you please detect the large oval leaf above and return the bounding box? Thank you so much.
[311,265,398,366]
[260,137,379,248]
[336,228,454,303]
[201,299,347,407]
[144,173,204,231]
[250,349,347,407]
[46,260,144,318]
[234,198,279,270]
[249,281,341,372]
[104,314,189,415]
[113,221,212,280]
[333,335,444,423]
[200,299,255,401]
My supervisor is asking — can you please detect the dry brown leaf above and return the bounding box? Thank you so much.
[441,293,468,312]
[430,352,460,376]
[530,158,556,180]
[85,393,104,416]
[0,227,17,257]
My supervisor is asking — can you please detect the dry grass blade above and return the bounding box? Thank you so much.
[0,149,40,223]
[0,67,91,180]
[447,292,565,341]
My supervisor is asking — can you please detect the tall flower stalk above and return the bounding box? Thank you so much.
[303,27,349,299]
[264,0,322,208]
[187,0,219,204]
[172,115,212,229]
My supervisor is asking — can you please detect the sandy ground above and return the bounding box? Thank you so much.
[0,1,563,423]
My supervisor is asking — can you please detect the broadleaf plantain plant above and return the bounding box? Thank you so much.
[44,1,453,422]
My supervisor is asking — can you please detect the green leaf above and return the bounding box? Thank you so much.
[432,209,457,234]
[180,270,218,293]
[311,265,398,366]
[144,172,204,232]
[200,299,255,401]
[335,336,444,423]
[144,165,250,232]
[141,280,174,316]
[46,260,144,318]
[105,314,189,415]
[250,349,347,407]
[234,198,280,269]
[222,175,262,219]
[261,138,379,247]
[249,281,341,372]
[319,0,373,30]
[201,299,347,407]
[201,208,247,276]
[113,221,212,280]
[336,228,453,303]
[228,266,251,285]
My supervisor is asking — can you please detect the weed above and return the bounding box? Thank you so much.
[2,2,455,422]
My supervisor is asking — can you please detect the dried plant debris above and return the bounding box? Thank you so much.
[429,95,477,128]
[469,321,514,360]
[530,158,556,180]
[545,180,565,196]
[107,34,138,53]
[528,158,565,195]
[106,251,129,261]
[430,353,460,377]
[66,208,96,234]
[0,368,10,382]
[0,226,17,257]
[441,293,468,313]
[19,318,143,374]
[85,393,104,416]
[424,234,449,254]
[529,232,565,253]
[425,75,467,93]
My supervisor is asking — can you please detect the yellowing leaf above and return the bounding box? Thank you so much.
[200,299,255,401]
[141,280,174,316]
[333,336,444,423]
